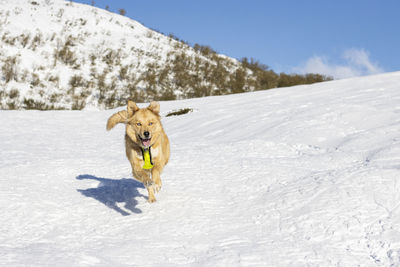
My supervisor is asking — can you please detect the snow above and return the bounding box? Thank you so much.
[1,71,400,266]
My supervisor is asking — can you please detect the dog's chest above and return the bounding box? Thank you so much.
[135,147,159,160]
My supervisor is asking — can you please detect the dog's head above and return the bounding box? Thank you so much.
[106,100,162,148]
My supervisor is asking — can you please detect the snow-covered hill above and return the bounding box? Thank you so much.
[0,0,238,109]
[0,0,331,111]
[0,0,262,110]
[1,71,400,266]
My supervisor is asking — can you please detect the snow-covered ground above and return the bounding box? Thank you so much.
[1,71,400,266]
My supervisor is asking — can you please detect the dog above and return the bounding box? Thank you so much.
[106,100,170,202]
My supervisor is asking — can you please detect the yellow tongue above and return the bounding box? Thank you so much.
[142,149,154,169]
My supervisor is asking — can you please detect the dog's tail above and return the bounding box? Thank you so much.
[106,110,128,130]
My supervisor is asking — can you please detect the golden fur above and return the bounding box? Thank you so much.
[107,100,170,202]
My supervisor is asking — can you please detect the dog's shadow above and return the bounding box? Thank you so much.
[76,174,146,215]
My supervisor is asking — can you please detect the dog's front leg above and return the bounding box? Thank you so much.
[151,167,162,193]
[146,185,156,203]
[132,167,156,203]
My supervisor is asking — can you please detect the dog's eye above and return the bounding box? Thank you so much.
[149,122,153,126]
[136,122,141,126]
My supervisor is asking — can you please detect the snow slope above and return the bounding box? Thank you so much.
[0,0,244,109]
[0,0,179,108]
[1,71,400,266]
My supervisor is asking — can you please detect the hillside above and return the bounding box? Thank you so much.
[1,71,400,265]
[0,0,330,110]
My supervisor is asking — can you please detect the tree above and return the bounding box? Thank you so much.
[118,8,126,16]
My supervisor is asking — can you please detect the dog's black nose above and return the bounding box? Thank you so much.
[143,131,150,138]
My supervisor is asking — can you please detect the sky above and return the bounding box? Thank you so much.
[72,0,400,79]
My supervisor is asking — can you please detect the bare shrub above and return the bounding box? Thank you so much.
[2,56,18,83]
[30,73,41,87]
[69,74,86,88]
[9,89,20,99]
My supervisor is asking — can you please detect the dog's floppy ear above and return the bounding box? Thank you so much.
[147,101,160,115]
[127,100,139,117]
[106,110,128,130]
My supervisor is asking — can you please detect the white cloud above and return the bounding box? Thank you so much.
[295,48,383,79]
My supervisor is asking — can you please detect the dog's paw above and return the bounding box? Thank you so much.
[148,195,156,203]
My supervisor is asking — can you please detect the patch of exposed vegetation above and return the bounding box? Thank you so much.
[166,108,193,117]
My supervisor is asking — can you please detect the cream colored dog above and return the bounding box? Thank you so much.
[106,101,170,202]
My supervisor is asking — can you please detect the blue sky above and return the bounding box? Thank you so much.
[73,0,400,79]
